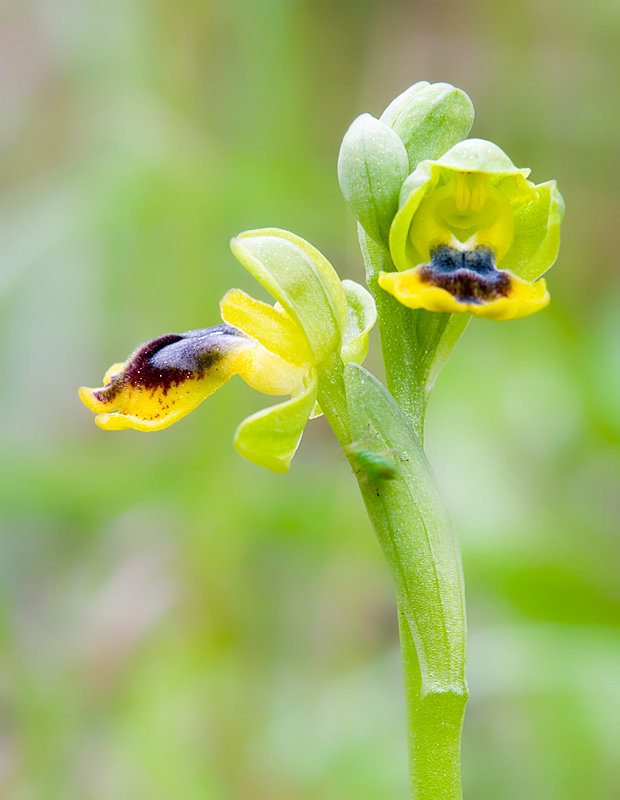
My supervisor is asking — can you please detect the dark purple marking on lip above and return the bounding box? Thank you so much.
[93,323,251,403]
[419,245,512,304]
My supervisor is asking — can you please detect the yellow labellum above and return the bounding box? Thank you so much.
[378,268,549,321]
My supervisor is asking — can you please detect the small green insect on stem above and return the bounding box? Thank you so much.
[345,440,400,487]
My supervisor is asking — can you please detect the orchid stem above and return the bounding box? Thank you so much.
[322,229,469,800]
[319,355,467,800]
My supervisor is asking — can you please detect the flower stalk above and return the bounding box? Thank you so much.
[318,345,468,800]
[350,236,468,800]
[336,81,561,797]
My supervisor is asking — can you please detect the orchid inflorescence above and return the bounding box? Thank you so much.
[79,80,564,800]
[81,83,562,473]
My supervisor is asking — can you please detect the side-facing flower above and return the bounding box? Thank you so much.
[79,229,376,473]
[379,138,564,320]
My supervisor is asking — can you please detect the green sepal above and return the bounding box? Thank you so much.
[344,362,466,694]
[380,82,475,172]
[340,279,377,364]
[338,113,409,246]
[231,229,348,366]
[435,137,525,174]
[501,179,565,280]
[234,371,318,473]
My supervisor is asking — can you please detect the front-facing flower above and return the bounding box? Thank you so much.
[79,229,376,473]
[379,138,564,320]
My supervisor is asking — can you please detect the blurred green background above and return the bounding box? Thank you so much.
[1,0,619,797]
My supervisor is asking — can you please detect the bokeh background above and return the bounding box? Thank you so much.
[1,0,619,797]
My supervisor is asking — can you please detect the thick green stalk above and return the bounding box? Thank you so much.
[319,356,468,800]
[398,603,466,800]
[345,364,467,800]
[357,230,427,438]
[348,227,469,799]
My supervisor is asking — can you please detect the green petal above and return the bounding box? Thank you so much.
[234,371,317,473]
[340,279,377,364]
[338,113,409,246]
[380,82,475,172]
[220,288,313,366]
[500,180,564,280]
[390,161,438,271]
[231,229,348,366]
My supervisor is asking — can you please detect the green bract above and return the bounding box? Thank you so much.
[231,229,350,367]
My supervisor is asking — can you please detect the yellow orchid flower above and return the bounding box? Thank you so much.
[379,138,564,320]
[79,229,376,473]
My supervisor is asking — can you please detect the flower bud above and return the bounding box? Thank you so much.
[338,113,409,246]
[380,82,475,172]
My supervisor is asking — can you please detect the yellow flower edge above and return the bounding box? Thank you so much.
[78,327,308,433]
[378,268,549,321]
[78,362,237,432]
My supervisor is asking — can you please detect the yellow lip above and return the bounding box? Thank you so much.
[378,266,549,321]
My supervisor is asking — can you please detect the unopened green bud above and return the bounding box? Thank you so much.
[380,82,475,172]
[338,113,409,247]
[380,80,430,126]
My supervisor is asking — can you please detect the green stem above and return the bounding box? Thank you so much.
[348,373,466,800]
[357,230,427,439]
[321,357,467,800]
[348,227,470,799]
[358,226,470,443]
[398,603,467,800]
